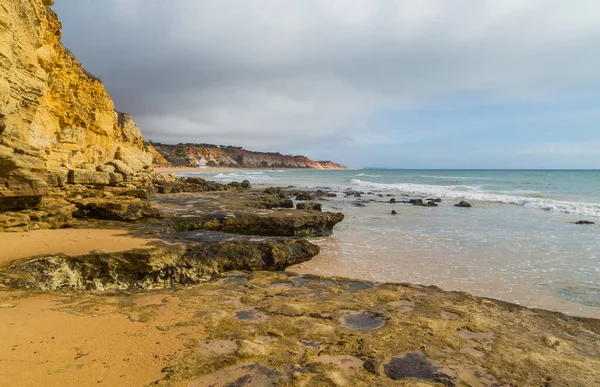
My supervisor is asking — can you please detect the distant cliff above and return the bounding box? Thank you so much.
[149,143,347,169]
[0,0,152,209]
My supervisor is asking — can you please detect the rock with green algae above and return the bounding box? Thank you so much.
[0,240,319,291]
[167,211,344,238]
[18,270,598,386]
[72,196,161,221]
[153,191,344,237]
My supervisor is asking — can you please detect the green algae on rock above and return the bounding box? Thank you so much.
[14,270,596,386]
[154,191,344,238]
[0,240,319,291]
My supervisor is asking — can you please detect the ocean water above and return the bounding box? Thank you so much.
[178,169,600,318]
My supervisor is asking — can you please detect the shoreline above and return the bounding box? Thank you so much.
[154,166,349,173]
[1,181,599,385]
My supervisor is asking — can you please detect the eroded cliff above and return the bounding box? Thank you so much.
[0,0,152,210]
[151,143,347,169]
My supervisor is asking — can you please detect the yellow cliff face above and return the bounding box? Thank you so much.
[0,0,151,209]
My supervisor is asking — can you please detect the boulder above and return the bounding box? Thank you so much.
[295,192,316,201]
[0,212,30,231]
[264,187,283,195]
[108,172,124,184]
[296,202,322,211]
[0,171,47,211]
[105,160,135,177]
[455,200,472,208]
[68,169,110,185]
[72,197,161,221]
[96,165,116,174]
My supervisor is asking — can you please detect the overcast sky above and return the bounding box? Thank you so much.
[54,0,600,169]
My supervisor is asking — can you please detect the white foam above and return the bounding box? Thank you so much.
[350,179,600,218]
[419,175,494,180]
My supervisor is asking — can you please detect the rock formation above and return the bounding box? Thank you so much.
[0,0,152,210]
[150,143,347,169]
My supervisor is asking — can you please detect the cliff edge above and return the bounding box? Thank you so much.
[0,0,152,210]
[150,143,347,169]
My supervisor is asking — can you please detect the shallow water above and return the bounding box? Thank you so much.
[179,169,600,318]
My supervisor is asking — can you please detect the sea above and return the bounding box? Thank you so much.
[177,169,600,318]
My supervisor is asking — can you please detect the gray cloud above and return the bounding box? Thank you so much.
[54,0,600,166]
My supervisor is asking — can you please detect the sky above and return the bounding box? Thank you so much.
[54,0,600,169]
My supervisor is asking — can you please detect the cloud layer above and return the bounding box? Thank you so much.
[54,0,600,167]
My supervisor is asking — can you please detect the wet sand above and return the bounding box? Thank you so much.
[0,229,157,264]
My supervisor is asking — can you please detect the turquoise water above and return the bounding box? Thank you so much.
[179,169,600,317]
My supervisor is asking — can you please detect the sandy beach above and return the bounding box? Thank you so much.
[0,229,158,264]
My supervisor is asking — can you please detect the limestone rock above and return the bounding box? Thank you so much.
[105,160,135,177]
[0,239,319,291]
[296,202,323,211]
[68,169,110,185]
[72,197,161,221]
[0,0,152,210]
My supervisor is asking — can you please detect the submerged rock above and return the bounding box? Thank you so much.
[575,220,595,225]
[455,200,472,208]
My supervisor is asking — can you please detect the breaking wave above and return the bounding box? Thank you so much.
[350,178,600,218]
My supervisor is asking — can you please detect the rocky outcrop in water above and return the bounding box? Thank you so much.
[455,200,473,208]
[0,0,152,211]
[155,190,343,237]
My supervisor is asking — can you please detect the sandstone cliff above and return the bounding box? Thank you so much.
[0,0,152,210]
[151,143,347,169]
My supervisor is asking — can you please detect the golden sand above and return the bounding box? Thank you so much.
[0,229,157,264]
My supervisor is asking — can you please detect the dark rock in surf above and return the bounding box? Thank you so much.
[389,198,396,203]
[391,210,397,215]
[454,200,472,208]
[296,202,322,212]
[295,192,316,201]
[574,220,595,225]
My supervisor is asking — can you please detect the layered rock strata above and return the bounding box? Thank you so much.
[150,143,347,169]
[0,0,152,210]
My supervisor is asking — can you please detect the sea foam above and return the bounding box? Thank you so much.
[350,178,600,218]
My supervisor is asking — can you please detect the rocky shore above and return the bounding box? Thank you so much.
[1,1,599,385]
[1,177,599,386]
